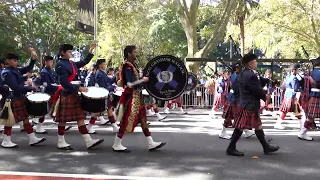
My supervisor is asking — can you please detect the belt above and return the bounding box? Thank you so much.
[311,88,320,92]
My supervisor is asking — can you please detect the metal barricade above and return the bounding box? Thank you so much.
[271,87,283,111]
[181,86,213,109]
[179,86,284,109]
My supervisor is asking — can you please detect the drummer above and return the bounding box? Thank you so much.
[86,59,119,133]
[54,42,104,150]
[84,64,108,133]
[36,56,72,134]
[1,50,46,148]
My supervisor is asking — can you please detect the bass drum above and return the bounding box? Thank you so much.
[26,93,51,117]
[81,87,109,113]
[143,55,188,101]
[185,72,197,91]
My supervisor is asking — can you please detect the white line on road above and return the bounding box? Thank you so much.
[0,171,205,180]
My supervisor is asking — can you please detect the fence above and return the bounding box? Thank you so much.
[178,86,284,109]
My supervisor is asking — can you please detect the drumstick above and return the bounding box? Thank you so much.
[127,79,144,88]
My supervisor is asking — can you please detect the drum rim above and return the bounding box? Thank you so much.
[81,87,109,99]
[27,92,51,102]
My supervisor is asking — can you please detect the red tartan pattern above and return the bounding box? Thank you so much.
[11,97,29,122]
[223,119,233,128]
[301,76,311,111]
[279,97,301,113]
[222,102,239,120]
[55,94,86,122]
[213,93,224,110]
[306,97,320,119]
[233,108,262,129]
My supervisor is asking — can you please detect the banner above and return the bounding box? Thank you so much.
[76,0,94,35]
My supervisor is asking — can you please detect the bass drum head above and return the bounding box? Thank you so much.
[143,55,188,101]
[186,72,197,91]
[27,93,51,102]
[82,87,109,99]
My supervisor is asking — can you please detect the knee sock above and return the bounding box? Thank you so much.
[58,126,65,136]
[3,126,12,136]
[39,117,45,123]
[78,125,88,134]
[24,123,33,134]
[143,128,151,137]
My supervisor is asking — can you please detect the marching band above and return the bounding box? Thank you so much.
[1,41,320,157]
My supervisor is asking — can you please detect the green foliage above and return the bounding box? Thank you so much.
[227,0,320,58]
[0,0,90,66]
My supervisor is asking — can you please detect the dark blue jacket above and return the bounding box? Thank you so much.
[1,59,36,97]
[239,68,266,110]
[310,68,320,97]
[122,62,142,89]
[227,72,240,103]
[40,67,58,95]
[55,53,94,94]
[95,70,116,92]
[85,71,96,87]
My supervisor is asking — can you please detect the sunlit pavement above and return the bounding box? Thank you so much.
[1,109,320,180]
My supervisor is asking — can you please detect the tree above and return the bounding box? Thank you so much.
[98,0,151,68]
[173,0,238,72]
[256,0,320,56]
[233,0,259,56]
[0,0,90,67]
[147,4,187,58]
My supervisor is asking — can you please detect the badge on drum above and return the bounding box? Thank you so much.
[185,72,197,91]
[143,55,187,100]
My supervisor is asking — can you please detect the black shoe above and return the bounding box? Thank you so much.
[264,145,279,155]
[226,149,244,156]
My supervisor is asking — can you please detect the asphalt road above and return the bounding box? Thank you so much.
[1,109,320,180]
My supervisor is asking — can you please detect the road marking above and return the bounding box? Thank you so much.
[0,171,189,180]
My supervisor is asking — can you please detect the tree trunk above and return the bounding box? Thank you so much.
[175,0,237,72]
[239,15,245,56]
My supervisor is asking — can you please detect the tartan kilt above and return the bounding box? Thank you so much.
[55,94,86,122]
[279,97,301,113]
[233,108,262,129]
[221,93,227,106]
[222,102,239,120]
[300,93,308,111]
[11,97,29,122]
[306,97,320,119]
[213,93,222,108]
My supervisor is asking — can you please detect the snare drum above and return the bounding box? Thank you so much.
[81,87,109,113]
[26,93,51,117]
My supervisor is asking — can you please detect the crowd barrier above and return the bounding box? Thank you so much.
[173,86,284,109]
